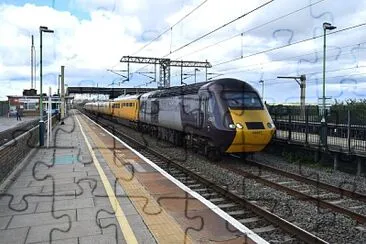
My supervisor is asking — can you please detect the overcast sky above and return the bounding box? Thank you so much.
[0,0,365,104]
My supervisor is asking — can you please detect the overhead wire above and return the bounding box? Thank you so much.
[248,65,366,86]
[127,0,209,81]
[105,0,209,88]
[213,22,366,67]
[174,0,327,60]
[163,0,275,58]
[215,41,366,75]
[131,0,209,56]
[262,71,366,88]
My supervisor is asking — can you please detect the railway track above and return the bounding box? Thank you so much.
[219,157,366,224]
[82,110,327,244]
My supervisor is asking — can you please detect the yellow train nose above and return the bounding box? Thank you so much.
[225,109,275,153]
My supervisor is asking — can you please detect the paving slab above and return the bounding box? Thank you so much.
[8,209,76,228]
[26,220,101,243]
[36,198,94,213]
[76,207,114,221]
[79,232,126,244]
[0,226,29,244]
[0,216,12,229]
[27,237,78,244]
[0,202,37,217]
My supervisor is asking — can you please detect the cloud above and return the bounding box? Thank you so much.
[1,0,366,104]
[0,2,144,100]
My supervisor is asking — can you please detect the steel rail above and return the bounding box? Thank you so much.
[82,109,328,244]
[246,159,366,203]
[219,161,366,224]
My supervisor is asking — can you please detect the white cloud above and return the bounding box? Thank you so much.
[0,0,366,104]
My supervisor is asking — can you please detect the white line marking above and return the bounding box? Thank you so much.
[75,113,138,244]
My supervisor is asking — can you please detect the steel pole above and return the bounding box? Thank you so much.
[33,46,37,89]
[39,30,44,146]
[58,74,61,96]
[321,27,327,146]
[60,66,65,125]
[322,28,326,122]
[31,35,34,89]
[300,79,306,118]
[47,87,52,148]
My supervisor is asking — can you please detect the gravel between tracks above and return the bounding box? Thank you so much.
[253,152,366,195]
[101,119,366,243]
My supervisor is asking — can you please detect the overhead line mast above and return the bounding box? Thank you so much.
[120,56,211,88]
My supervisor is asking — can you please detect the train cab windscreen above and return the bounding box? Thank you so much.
[223,91,263,109]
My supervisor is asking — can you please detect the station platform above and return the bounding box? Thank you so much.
[0,116,38,133]
[0,110,265,244]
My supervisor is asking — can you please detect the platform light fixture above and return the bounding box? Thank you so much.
[321,22,336,122]
[321,22,336,146]
[39,26,54,146]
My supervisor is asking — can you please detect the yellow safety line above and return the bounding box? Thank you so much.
[75,113,139,244]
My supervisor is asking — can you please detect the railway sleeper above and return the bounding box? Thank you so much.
[252,225,277,234]
[208,197,226,203]
[192,188,208,193]
[227,209,248,216]
[349,205,366,210]
[184,179,197,184]
[216,203,237,209]
[186,184,202,188]
[200,192,218,198]
[328,199,347,205]
[238,216,261,224]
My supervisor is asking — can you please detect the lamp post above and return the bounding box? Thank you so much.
[321,22,336,146]
[259,80,264,101]
[39,26,54,146]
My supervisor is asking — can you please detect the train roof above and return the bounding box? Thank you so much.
[141,78,255,98]
[201,78,256,92]
[113,94,140,101]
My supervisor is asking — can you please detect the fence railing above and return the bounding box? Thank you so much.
[268,105,366,155]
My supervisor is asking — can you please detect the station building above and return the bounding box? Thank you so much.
[6,89,70,117]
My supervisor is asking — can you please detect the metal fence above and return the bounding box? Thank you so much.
[268,105,366,155]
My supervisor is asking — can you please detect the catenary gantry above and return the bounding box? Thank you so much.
[120,56,212,88]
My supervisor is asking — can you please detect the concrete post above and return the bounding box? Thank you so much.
[47,87,52,148]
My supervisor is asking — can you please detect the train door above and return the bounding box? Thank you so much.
[151,99,159,125]
[198,94,208,130]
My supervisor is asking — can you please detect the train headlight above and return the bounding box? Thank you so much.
[228,124,236,129]
[267,122,274,128]
[236,123,243,129]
